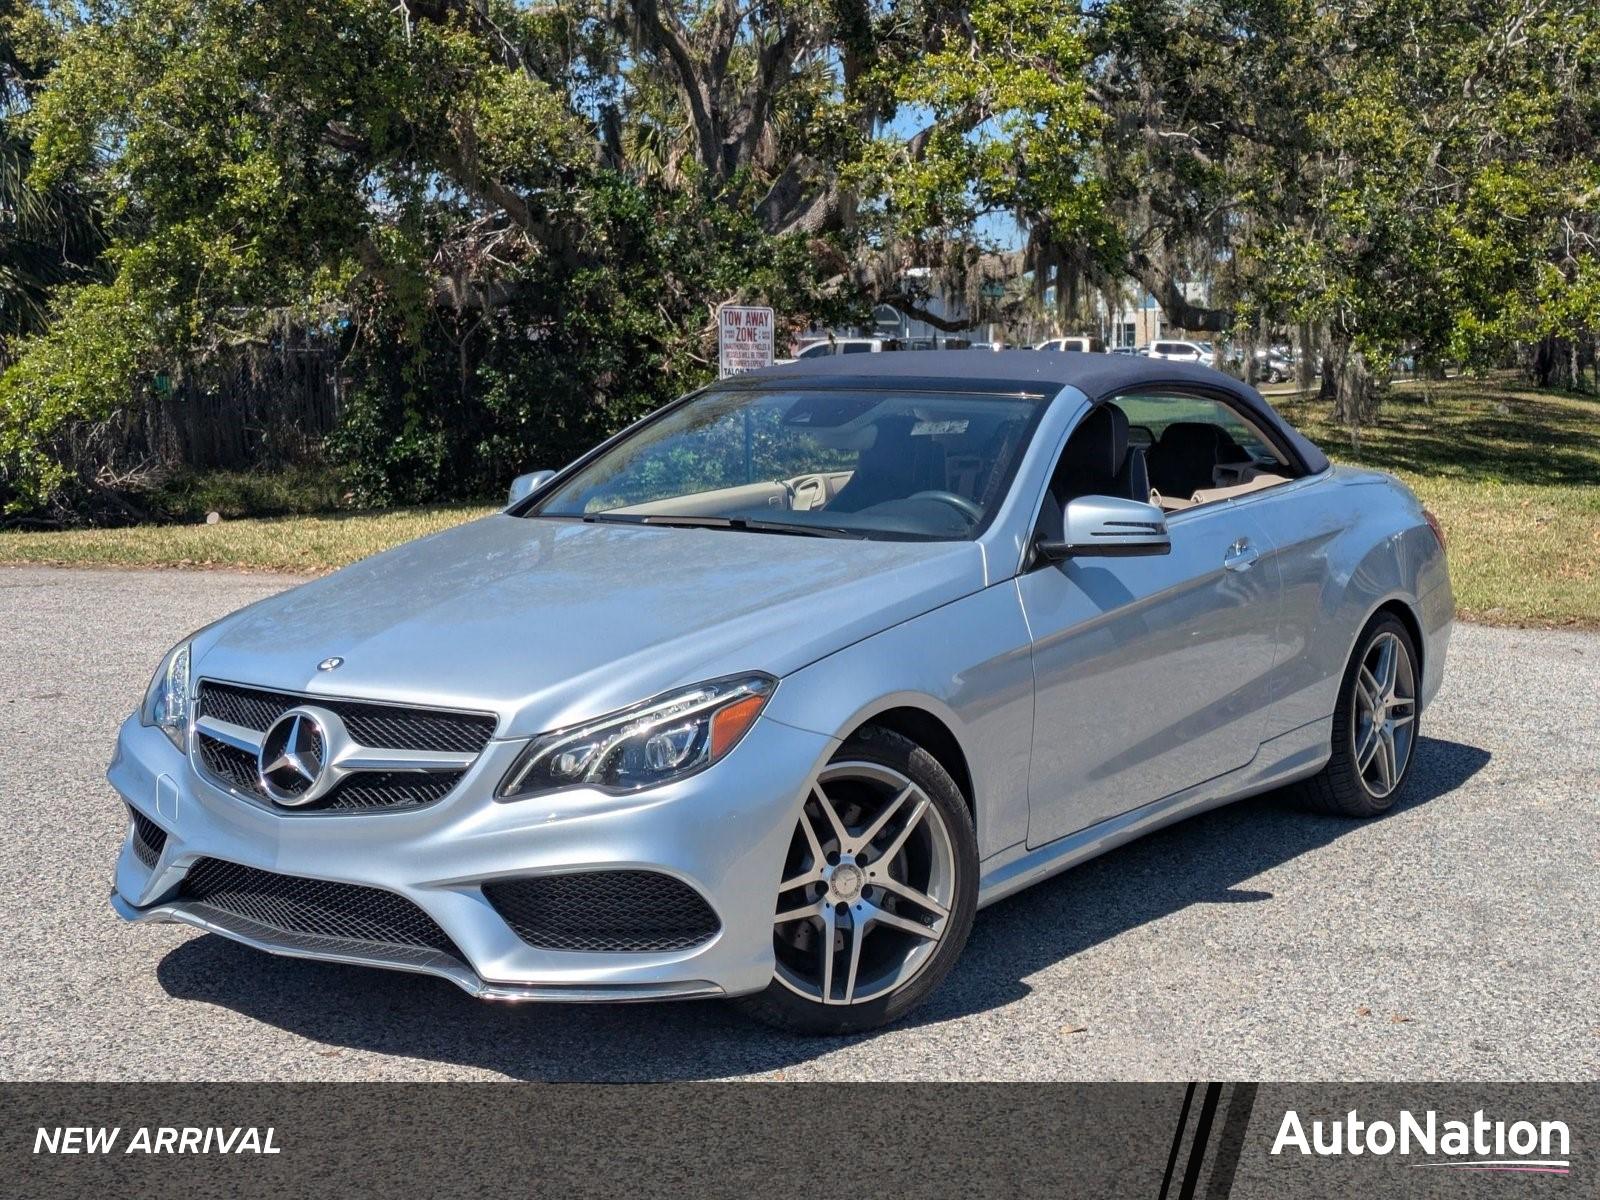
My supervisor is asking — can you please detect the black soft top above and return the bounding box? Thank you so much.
[749,349,1330,474]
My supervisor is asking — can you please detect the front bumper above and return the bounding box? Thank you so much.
[108,712,835,1002]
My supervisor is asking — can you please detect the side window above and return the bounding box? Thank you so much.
[797,342,832,359]
[1111,392,1298,511]
[840,341,873,354]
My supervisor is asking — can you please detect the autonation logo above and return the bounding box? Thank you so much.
[1272,1109,1571,1174]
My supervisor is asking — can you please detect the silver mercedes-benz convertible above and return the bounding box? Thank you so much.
[110,353,1451,1033]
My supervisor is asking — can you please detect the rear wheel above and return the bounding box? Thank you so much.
[736,727,978,1035]
[1294,613,1420,817]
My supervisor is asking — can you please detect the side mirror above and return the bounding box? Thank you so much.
[506,469,555,509]
[1038,495,1171,561]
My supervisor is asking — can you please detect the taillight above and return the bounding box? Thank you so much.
[1422,507,1446,549]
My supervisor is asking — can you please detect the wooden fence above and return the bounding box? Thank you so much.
[130,328,343,474]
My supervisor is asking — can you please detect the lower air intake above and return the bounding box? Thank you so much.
[482,871,721,953]
[129,808,167,868]
[178,858,459,956]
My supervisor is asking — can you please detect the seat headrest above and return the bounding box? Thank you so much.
[1156,422,1223,456]
[1059,404,1129,481]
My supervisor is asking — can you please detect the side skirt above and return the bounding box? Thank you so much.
[976,716,1331,910]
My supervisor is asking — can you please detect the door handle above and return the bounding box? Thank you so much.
[1223,538,1259,572]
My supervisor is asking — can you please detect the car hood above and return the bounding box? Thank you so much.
[194,514,988,737]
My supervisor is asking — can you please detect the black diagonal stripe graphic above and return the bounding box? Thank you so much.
[1178,1083,1224,1199]
[1203,1084,1260,1199]
[1158,1083,1198,1200]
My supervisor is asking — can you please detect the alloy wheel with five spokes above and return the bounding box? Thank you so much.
[741,727,977,1033]
[773,761,956,1007]
[1351,630,1417,799]
[1293,612,1423,817]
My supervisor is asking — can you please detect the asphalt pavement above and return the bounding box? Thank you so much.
[2,565,1595,1081]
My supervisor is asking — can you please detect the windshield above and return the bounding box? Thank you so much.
[528,386,1047,540]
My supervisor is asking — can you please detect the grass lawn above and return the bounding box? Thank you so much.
[0,505,494,574]
[0,375,1595,625]
[1275,377,1599,628]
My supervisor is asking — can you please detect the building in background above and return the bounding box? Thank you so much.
[798,269,1212,353]
[1042,280,1211,349]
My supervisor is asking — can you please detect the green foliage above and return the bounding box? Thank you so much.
[330,177,852,505]
[142,465,344,521]
[3,0,1599,515]
[1077,0,1600,415]
[2,0,859,512]
[0,274,158,509]
[857,0,1107,243]
[0,0,104,363]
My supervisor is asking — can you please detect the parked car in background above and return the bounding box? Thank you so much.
[1257,351,1293,384]
[790,337,897,360]
[111,352,1452,1035]
[1220,347,1295,384]
[1146,339,1215,366]
[1035,336,1105,353]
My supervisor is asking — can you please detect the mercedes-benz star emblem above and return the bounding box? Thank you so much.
[258,710,330,806]
[317,656,344,671]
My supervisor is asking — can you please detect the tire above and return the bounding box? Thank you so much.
[1293,613,1421,817]
[735,726,979,1035]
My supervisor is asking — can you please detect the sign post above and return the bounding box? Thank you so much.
[717,304,776,378]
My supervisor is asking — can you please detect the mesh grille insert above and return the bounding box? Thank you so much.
[482,871,721,953]
[179,858,459,954]
[129,808,166,868]
[194,735,461,813]
[193,680,493,813]
[197,735,260,792]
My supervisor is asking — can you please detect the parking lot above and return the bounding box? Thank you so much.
[2,565,1595,1081]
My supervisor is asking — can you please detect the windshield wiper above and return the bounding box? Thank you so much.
[635,514,866,540]
[579,512,649,525]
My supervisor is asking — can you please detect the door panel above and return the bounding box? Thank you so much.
[1020,502,1281,847]
[1226,479,1345,735]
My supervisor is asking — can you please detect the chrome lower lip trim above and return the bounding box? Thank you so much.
[109,891,724,1004]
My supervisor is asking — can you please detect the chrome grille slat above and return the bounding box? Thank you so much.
[197,681,495,753]
[193,680,493,813]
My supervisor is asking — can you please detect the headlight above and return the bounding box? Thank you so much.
[498,674,775,800]
[140,640,193,750]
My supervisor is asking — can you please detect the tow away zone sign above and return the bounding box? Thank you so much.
[718,304,775,378]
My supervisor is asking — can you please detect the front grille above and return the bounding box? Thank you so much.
[129,808,166,868]
[198,681,495,753]
[196,735,461,813]
[482,871,721,953]
[197,735,260,792]
[179,858,459,956]
[194,680,494,813]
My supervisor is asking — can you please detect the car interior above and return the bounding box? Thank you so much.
[589,391,1041,538]
[1043,392,1296,521]
[551,387,1294,540]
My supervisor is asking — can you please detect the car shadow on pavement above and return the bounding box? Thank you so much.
[155,735,1488,1080]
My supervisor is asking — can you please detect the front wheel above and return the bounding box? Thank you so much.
[1293,613,1420,817]
[736,727,978,1035]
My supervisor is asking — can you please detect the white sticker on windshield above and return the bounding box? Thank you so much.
[911,419,968,436]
